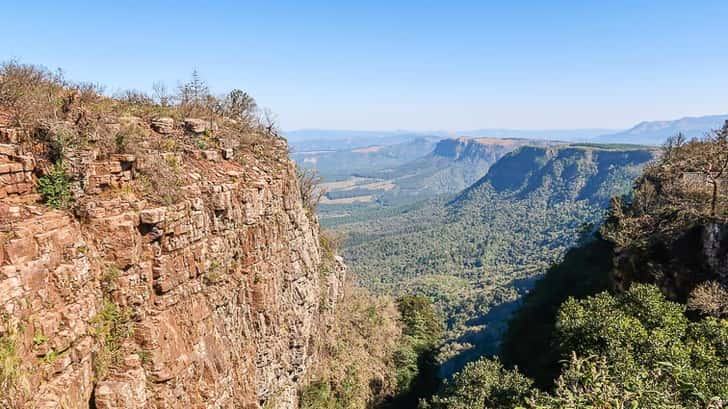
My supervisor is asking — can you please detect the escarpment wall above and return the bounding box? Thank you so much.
[612,222,728,301]
[0,124,344,408]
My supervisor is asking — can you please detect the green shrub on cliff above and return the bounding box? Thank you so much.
[0,330,22,397]
[553,284,728,407]
[90,299,134,379]
[37,161,73,209]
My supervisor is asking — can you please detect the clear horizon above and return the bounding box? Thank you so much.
[3,1,727,131]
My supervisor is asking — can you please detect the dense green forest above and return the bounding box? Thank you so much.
[328,144,655,373]
[423,125,728,408]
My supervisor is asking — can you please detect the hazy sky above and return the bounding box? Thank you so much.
[2,1,727,131]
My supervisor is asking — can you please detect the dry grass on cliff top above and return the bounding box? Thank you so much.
[0,61,278,162]
[0,60,288,206]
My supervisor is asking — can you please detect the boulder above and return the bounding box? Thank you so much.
[184,118,209,134]
[151,117,175,134]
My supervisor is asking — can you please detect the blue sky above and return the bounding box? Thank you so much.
[2,1,727,131]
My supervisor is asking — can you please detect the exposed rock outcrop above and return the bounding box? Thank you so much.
[612,222,728,301]
[0,120,344,408]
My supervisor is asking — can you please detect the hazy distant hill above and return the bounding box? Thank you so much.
[285,129,442,151]
[292,136,439,180]
[458,128,617,141]
[593,114,728,145]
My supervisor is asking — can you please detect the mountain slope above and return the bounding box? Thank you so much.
[375,137,554,197]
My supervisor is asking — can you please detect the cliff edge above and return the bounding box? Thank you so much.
[0,110,344,408]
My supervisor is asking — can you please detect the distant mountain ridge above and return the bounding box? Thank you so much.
[292,136,440,180]
[592,114,728,145]
[286,114,728,151]
[457,128,617,141]
[285,129,443,152]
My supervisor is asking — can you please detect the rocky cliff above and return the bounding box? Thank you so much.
[0,116,344,408]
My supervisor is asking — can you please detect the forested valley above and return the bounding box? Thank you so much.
[299,123,728,408]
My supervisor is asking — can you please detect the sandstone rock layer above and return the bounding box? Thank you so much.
[0,128,343,408]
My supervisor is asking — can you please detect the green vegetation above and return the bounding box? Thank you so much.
[389,296,444,407]
[427,129,728,408]
[329,145,653,376]
[553,284,727,406]
[423,358,533,409]
[32,332,48,346]
[0,330,22,396]
[299,284,402,409]
[37,161,73,209]
[500,236,614,387]
[425,285,728,408]
[300,291,444,409]
[90,299,133,379]
[41,349,60,365]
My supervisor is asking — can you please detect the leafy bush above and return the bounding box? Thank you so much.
[300,381,336,409]
[552,284,728,408]
[423,358,533,409]
[37,161,73,209]
[533,354,682,408]
[389,295,444,406]
[428,284,728,408]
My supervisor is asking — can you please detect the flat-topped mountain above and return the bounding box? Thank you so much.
[382,137,555,197]
[458,143,657,204]
[315,136,555,208]
[431,137,548,161]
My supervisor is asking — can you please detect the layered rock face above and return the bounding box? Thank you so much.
[0,122,343,408]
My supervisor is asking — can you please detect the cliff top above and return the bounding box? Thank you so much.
[0,61,291,213]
